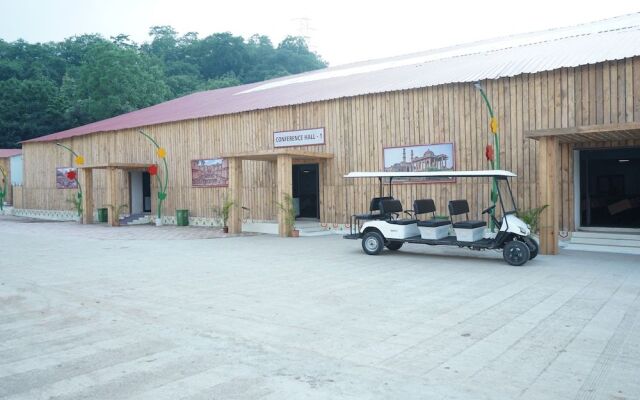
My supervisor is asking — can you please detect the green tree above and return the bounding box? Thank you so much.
[61,42,170,125]
[0,28,327,147]
[0,77,64,145]
[194,32,249,79]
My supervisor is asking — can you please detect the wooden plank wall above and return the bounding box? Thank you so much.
[20,57,640,228]
[12,185,23,208]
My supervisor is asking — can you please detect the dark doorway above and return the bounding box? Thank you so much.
[292,163,319,219]
[580,148,640,228]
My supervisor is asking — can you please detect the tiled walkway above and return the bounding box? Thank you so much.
[1,215,252,240]
[1,216,639,399]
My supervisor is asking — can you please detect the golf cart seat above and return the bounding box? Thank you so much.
[452,220,486,229]
[379,199,417,225]
[413,199,451,227]
[448,200,486,242]
[353,196,393,221]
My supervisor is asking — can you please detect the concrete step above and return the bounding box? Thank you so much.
[295,226,326,233]
[299,230,334,237]
[572,231,640,241]
[570,237,640,247]
[564,243,640,255]
[119,213,150,225]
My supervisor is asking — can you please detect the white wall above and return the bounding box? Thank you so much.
[10,155,23,185]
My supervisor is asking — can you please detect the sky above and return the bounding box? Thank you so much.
[1,0,638,66]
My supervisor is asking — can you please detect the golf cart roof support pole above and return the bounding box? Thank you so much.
[495,178,508,231]
[389,177,393,197]
[378,177,383,198]
[506,179,517,212]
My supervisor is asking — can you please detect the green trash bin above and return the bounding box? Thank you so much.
[97,208,108,223]
[176,209,189,226]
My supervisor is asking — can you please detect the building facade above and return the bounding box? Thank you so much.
[12,15,640,253]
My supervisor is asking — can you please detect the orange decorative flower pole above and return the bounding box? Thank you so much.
[138,131,168,224]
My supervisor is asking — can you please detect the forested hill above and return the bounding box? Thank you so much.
[0,26,327,147]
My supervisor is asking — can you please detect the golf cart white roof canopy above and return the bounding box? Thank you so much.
[344,170,517,179]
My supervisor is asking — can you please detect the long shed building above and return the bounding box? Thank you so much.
[15,13,640,254]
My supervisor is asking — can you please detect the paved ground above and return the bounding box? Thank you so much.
[0,217,639,400]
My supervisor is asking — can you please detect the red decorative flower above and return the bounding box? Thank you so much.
[485,144,494,162]
[66,170,77,181]
[148,164,158,176]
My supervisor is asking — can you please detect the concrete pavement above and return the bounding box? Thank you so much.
[1,217,639,399]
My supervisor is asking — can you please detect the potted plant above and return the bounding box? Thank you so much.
[516,204,548,240]
[214,195,235,233]
[277,193,298,237]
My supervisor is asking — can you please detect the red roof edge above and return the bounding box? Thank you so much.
[0,149,22,158]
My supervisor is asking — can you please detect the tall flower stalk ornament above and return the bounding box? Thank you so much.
[0,165,7,211]
[138,130,168,222]
[474,82,500,231]
[56,143,85,217]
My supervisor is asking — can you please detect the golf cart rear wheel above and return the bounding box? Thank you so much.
[523,237,539,259]
[385,241,403,251]
[362,231,384,255]
[503,240,530,266]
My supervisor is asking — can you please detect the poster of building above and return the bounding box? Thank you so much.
[383,143,455,182]
[191,158,228,187]
[56,167,78,189]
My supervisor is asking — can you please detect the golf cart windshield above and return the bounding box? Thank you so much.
[496,178,517,215]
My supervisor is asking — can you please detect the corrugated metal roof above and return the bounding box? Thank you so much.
[0,149,22,158]
[26,13,640,143]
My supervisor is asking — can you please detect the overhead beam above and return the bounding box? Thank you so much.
[525,122,640,142]
[222,149,333,161]
[79,163,152,170]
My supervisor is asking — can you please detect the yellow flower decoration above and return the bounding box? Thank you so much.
[156,147,167,158]
[490,117,498,134]
[75,155,85,165]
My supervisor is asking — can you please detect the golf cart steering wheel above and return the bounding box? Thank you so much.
[482,205,496,215]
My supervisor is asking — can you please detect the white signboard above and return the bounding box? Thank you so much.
[274,127,325,148]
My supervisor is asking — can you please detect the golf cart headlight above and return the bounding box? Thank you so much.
[519,226,527,234]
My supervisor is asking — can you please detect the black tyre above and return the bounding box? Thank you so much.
[523,237,539,260]
[503,240,530,266]
[362,231,384,255]
[385,241,403,251]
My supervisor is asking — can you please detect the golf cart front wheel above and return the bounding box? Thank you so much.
[362,231,384,255]
[385,241,403,251]
[503,240,530,266]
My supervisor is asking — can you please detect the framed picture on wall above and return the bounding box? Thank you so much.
[56,167,78,189]
[383,142,455,183]
[191,158,228,187]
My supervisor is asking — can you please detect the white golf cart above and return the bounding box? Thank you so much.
[343,170,538,266]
